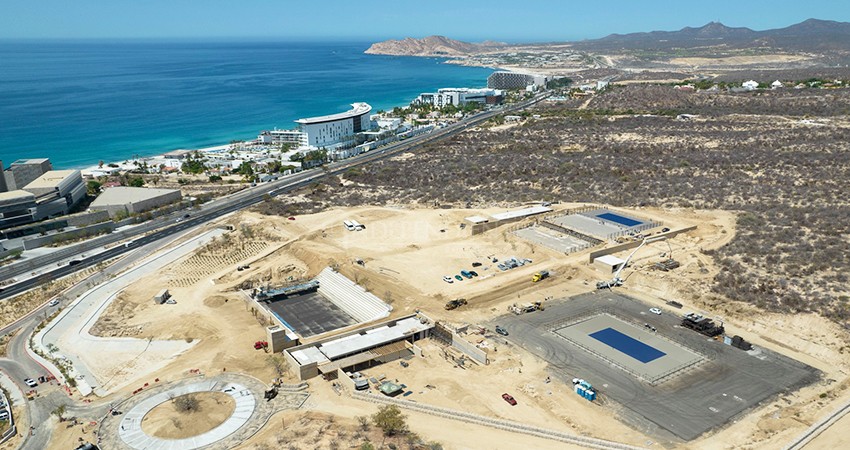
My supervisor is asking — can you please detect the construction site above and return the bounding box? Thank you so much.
[28,201,848,449]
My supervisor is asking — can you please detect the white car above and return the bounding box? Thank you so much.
[649,307,662,315]
[23,378,37,388]
[442,276,454,284]
[48,299,60,307]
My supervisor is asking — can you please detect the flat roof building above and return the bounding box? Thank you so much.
[490,205,552,221]
[22,169,86,214]
[414,88,503,108]
[487,71,548,90]
[294,103,372,149]
[89,186,182,218]
[0,190,38,229]
[3,158,52,191]
[284,314,433,380]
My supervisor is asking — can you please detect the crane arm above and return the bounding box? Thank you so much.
[612,236,666,281]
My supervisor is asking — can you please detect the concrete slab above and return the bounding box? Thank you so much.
[554,313,704,383]
[264,290,356,338]
[491,291,820,442]
[514,226,591,254]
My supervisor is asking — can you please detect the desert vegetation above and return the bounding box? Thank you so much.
[262,84,850,322]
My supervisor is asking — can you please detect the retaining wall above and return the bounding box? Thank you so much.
[588,226,697,263]
[22,221,116,250]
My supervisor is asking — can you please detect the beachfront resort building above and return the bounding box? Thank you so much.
[0,190,38,229]
[0,169,86,229]
[487,71,549,90]
[258,103,373,151]
[89,186,182,218]
[414,88,504,108]
[296,102,372,148]
[1,158,53,192]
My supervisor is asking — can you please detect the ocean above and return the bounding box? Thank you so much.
[0,40,493,169]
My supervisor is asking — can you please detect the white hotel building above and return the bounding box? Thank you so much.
[260,103,372,150]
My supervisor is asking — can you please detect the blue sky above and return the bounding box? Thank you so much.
[2,1,849,42]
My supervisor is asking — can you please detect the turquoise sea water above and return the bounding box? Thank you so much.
[0,40,492,169]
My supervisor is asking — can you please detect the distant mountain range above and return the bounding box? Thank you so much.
[365,19,850,56]
[577,18,850,51]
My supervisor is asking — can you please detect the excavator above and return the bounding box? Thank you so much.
[596,236,666,289]
[444,298,468,310]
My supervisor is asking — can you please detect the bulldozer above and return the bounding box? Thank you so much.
[444,298,468,310]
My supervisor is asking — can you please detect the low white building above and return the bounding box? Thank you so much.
[257,129,308,147]
[373,116,402,130]
[414,88,503,108]
[594,254,626,274]
[89,186,182,218]
[742,80,759,91]
[771,80,784,89]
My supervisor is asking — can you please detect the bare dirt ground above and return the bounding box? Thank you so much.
[669,54,811,67]
[72,199,850,449]
[141,392,235,439]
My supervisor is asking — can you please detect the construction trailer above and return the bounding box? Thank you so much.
[153,289,171,304]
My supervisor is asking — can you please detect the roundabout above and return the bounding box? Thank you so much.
[118,379,256,450]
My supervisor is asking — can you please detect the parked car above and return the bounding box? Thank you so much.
[472,262,482,267]
[649,307,662,315]
[460,270,473,279]
[454,275,464,282]
[48,299,60,307]
[469,270,479,277]
[495,326,508,336]
[288,217,296,221]
[24,378,37,388]
[442,276,454,284]
[502,393,517,406]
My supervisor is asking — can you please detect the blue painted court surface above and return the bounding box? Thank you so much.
[597,212,643,227]
[589,327,666,363]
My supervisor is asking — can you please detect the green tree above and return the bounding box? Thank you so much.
[181,154,207,174]
[129,177,145,187]
[86,180,102,195]
[372,404,408,437]
[209,175,222,182]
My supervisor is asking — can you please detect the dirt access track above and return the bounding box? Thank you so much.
[50,202,850,449]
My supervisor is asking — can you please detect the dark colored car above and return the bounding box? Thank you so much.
[502,393,517,405]
[454,275,463,281]
[495,326,508,336]
[469,270,478,277]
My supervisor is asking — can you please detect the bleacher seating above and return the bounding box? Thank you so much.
[316,268,392,323]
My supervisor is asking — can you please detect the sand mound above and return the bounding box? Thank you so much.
[141,392,235,439]
[203,296,229,308]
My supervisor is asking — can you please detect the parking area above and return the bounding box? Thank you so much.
[264,291,356,338]
[491,291,821,442]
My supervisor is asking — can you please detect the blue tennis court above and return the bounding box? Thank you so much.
[597,212,643,227]
[589,327,666,363]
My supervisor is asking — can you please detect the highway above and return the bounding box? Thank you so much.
[0,91,550,302]
[0,93,554,448]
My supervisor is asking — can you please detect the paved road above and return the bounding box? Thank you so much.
[0,91,550,302]
[0,92,551,448]
[0,231,194,449]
